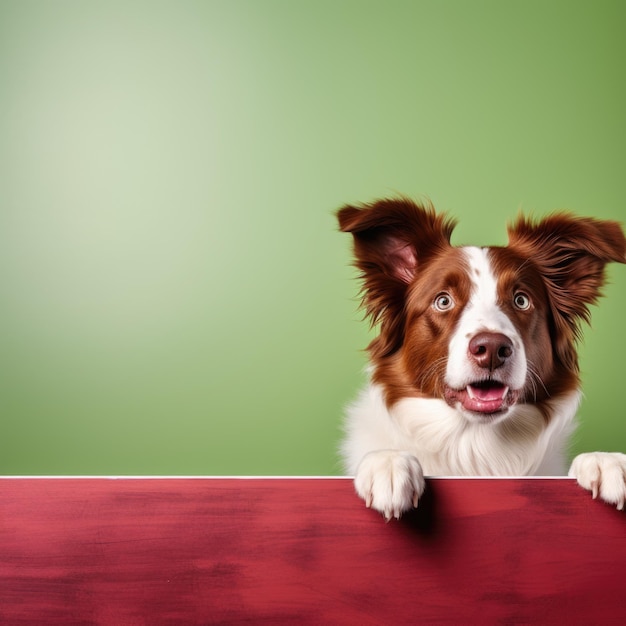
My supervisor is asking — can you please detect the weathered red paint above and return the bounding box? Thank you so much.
[1,478,623,624]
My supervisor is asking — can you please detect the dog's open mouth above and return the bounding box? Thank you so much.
[465,381,510,413]
[447,381,518,416]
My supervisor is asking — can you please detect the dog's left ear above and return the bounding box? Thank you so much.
[337,197,455,358]
[508,213,626,360]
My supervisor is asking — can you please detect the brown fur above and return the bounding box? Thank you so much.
[338,198,626,416]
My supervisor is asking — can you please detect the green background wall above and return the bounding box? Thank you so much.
[1,0,625,475]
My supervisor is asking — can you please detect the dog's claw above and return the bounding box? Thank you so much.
[569,452,626,510]
[354,451,425,520]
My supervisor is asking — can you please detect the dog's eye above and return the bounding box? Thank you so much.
[433,292,455,311]
[513,292,531,310]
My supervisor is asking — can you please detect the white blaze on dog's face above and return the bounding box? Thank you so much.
[445,247,528,423]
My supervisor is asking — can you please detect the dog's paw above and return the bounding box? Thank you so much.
[568,452,626,510]
[354,450,425,520]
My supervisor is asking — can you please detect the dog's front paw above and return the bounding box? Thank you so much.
[568,452,626,510]
[353,450,425,520]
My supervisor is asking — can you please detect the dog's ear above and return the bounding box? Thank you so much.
[337,197,455,356]
[507,212,626,365]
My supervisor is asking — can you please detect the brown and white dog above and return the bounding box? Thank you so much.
[337,197,626,519]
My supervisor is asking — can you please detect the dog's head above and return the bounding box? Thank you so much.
[338,198,626,423]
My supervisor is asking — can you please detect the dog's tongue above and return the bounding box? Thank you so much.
[463,382,509,414]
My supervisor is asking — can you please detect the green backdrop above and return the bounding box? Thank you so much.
[1,0,625,475]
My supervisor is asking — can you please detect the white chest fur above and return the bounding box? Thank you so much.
[341,382,580,477]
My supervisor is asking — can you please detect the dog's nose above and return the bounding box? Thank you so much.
[468,332,513,371]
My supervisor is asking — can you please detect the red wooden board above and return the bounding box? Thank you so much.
[1,478,624,624]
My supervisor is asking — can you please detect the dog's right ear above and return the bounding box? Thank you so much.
[337,197,455,353]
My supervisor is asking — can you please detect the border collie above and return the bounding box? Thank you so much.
[337,197,626,519]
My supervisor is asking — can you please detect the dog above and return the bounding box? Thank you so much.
[337,197,626,519]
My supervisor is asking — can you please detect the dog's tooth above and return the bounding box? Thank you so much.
[467,386,476,399]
